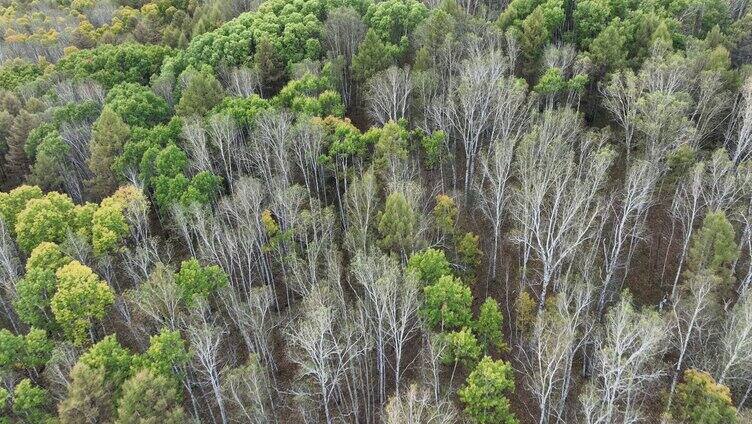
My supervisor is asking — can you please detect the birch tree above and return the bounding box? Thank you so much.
[512,109,614,310]
[366,66,413,125]
[580,293,667,424]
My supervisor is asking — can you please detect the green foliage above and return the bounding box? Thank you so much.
[273,72,344,117]
[685,210,739,288]
[672,369,737,424]
[422,275,473,330]
[0,59,43,90]
[28,129,69,191]
[115,369,186,424]
[105,83,169,128]
[79,335,135,393]
[58,361,114,424]
[433,194,457,235]
[588,18,628,70]
[0,327,53,371]
[175,65,225,117]
[174,258,229,305]
[574,0,612,49]
[417,129,446,168]
[476,298,505,351]
[51,261,115,345]
[87,107,130,199]
[442,328,482,367]
[456,232,482,280]
[11,379,50,424]
[378,191,416,252]
[364,0,428,45]
[138,328,189,380]
[406,248,452,285]
[0,185,43,235]
[57,43,172,88]
[352,29,400,82]
[14,192,75,252]
[211,95,271,126]
[458,356,518,424]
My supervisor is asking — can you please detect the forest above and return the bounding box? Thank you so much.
[0,0,750,422]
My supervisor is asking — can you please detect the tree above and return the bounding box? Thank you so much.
[175,66,225,117]
[0,185,43,235]
[476,298,504,351]
[58,362,114,424]
[433,194,457,236]
[87,107,129,199]
[442,328,482,368]
[15,192,75,252]
[12,379,50,424]
[384,383,457,424]
[51,261,115,345]
[352,29,399,82]
[378,191,417,254]
[105,83,169,128]
[174,258,229,306]
[406,248,452,285]
[366,66,413,125]
[422,275,472,330]
[684,210,739,289]
[116,368,186,424]
[15,242,70,329]
[458,356,518,424]
[671,369,737,424]
[221,355,274,423]
[4,110,39,182]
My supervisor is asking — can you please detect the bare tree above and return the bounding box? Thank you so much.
[383,383,457,424]
[128,263,182,331]
[715,287,752,390]
[668,163,705,298]
[208,114,242,188]
[344,170,380,253]
[476,139,514,280]
[727,77,752,164]
[187,304,229,424]
[182,118,213,174]
[519,283,595,424]
[512,109,613,311]
[287,283,366,423]
[324,6,366,106]
[366,66,413,125]
[665,271,720,412]
[596,160,659,317]
[291,120,327,202]
[579,293,667,424]
[222,355,275,423]
[221,66,261,97]
[601,70,643,162]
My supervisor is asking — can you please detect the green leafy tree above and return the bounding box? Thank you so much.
[422,275,473,330]
[442,328,482,368]
[433,194,457,235]
[456,232,482,281]
[0,185,42,234]
[27,129,69,192]
[574,0,612,48]
[352,29,400,82]
[458,356,518,424]
[254,37,285,93]
[138,328,189,380]
[78,335,135,392]
[378,191,416,253]
[105,83,169,128]
[15,242,70,329]
[588,18,628,70]
[56,43,172,88]
[51,261,115,345]
[175,66,225,117]
[685,210,739,288]
[58,362,114,424]
[87,107,130,199]
[175,258,229,306]
[406,248,452,285]
[476,298,505,351]
[115,368,186,424]
[0,329,23,370]
[671,369,737,424]
[364,0,428,45]
[15,192,75,252]
[11,379,50,424]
